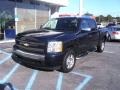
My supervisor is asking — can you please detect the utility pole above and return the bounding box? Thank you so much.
[79,0,83,16]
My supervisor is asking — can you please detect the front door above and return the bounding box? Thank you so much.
[76,18,91,54]
[87,19,99,50]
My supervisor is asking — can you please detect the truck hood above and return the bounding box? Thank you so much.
[17,29,73,42]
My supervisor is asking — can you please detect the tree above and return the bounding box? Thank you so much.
[96,15,105,23]
[84,12,93,16]
[116,17,120,22]
[106,15,113,22]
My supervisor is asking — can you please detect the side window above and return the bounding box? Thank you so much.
[80,19,89,29]
[88,19,97,30]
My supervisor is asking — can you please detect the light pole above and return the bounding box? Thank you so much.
[79,0,83,16]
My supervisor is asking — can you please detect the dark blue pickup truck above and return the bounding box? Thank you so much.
[12,16,106,73]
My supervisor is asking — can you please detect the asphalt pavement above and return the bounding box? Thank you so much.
[0,41,120,90]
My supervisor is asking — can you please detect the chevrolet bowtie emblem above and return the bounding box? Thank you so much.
[23,43,29,47]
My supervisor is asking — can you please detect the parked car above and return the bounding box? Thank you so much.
[97,23,104,29]
[105,25,120,41]
[12,16,106,73]
[106,22,116,28]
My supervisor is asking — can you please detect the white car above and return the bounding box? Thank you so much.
[97,23,104,29]
[106,26,120,41]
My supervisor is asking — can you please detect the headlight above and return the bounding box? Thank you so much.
[47,41,63,53]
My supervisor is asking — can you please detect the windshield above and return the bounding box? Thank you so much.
[42,18,78,32]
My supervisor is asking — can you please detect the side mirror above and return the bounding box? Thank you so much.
[81,27,91,32]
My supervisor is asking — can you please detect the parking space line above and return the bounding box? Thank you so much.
[76,57,81,60]
[0,64,20,83]
[0,54,11,65]
[56,72,64,90]
[25,70,38,90]
[104,51,114,54]
[0,49,11,56]
[71,72,92,90]
[0,49,93,90]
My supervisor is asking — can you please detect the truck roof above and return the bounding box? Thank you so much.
[57,15,96,20]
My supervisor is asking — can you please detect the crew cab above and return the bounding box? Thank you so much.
[12,16,106,73]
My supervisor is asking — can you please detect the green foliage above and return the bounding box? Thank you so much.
[0,10,14,31]
[84,12,120,24]
[84,12,93,16]
[95,14,120,23]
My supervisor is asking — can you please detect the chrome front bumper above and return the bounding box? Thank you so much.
[13,49,45,61]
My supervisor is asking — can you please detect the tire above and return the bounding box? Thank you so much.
[60,49,76,73]
[97,39,105,53]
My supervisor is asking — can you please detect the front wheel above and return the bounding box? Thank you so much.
[97,40,105,53]
[60,50,76,73]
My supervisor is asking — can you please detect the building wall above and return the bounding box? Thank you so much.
[36,4,49,28]
[16,2,49,33]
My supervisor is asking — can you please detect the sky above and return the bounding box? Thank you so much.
[59,0,120,17]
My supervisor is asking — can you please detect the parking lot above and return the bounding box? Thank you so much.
[0,41,120,90]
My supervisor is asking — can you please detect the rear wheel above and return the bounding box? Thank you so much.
[60,49,76,73]
[97,39,105,53]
